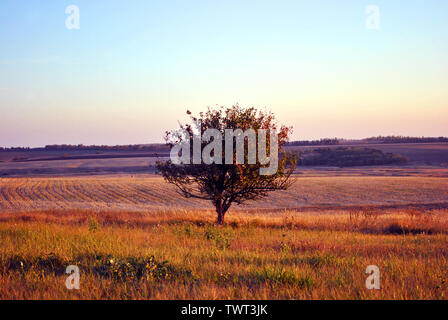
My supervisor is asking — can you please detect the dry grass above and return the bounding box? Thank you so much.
[0,208,447,299]
[1,208,447,235]
[0,174,447,299]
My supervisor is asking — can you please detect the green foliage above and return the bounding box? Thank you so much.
[184,224,192,237]
[252,266,316,288]
[88,216,100,233]
[94,255,171,281]
[300,147,409,167]
[0,253,178,282]
[301,254,338,268]
[0,253,68,277]
[204,226,232,249]
[385,223,434,235]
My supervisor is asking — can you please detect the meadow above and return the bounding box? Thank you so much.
[0,208,448,299]
[0,173,447,299]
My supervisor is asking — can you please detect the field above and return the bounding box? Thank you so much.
[1,208,448,299]
[1,143,447,177]
[1,175,448,213]
[0,174,448,299]
[0,143,448,299]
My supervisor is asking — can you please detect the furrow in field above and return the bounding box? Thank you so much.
[56,179,80,202]
[72,180,102,203]
[30,179,52,205]
[12,179,36,210]
[0,180,13,210]
[0,175,447,213]
[123,181,154,205]
[42,179,67,209]
[85,180,117,205]
[109,182,143,204]
[51,179,75,209]
[12,179,29,203]
[28,179,53,210]
[6,182,21,210]
[65,179,95,203]
[98,182,136,206]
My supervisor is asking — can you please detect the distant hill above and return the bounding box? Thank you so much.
[1,136,447,152]
[286,136,448,146]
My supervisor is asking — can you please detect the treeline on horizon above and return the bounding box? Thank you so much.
[286,136,448,146]
[362,136,448,144]
[0,144,170,152]
[297,147,409,167]
[1,136,447,151]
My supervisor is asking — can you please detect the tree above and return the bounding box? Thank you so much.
[156,105,296,225]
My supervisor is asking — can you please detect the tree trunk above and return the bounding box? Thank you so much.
[216,200,225,225]
[217,211,225,225]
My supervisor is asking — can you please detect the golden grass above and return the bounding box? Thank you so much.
[1,208,447,235]
[0,208,447,299]
[0,174,447,299]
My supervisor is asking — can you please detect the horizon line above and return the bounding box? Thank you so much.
[2,135,448,150]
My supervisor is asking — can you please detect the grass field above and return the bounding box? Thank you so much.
[0,173,447,299]
[1,209,448,299]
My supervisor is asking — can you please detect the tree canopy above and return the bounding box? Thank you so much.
[156,105,296,224]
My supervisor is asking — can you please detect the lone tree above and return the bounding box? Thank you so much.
[156,105,296,225]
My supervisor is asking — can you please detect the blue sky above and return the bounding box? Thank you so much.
[0,0,447,147]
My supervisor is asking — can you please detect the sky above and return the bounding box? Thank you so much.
[0,0,447,147]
